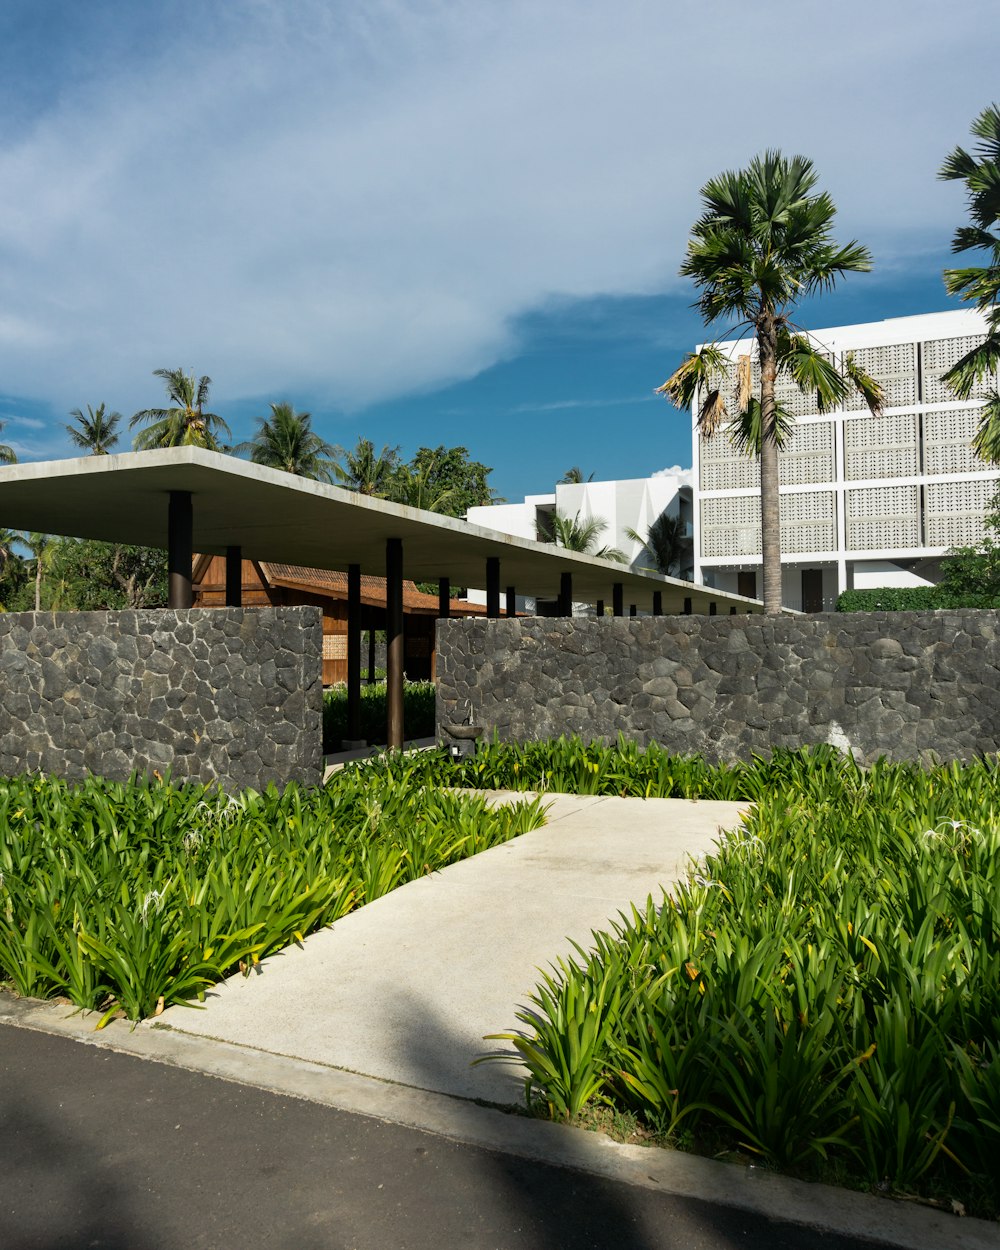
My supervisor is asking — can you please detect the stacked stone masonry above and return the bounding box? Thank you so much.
[436,612,1000,765]
[0,607,323,789]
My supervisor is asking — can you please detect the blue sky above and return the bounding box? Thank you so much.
[0,1,994,501]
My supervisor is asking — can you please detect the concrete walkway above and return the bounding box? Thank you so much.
[160,793,747,1105]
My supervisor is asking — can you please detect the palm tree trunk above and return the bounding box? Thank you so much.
[34,560,42,611]
[758,319,782,614]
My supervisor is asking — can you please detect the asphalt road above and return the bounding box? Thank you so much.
[0,1025,885,1250]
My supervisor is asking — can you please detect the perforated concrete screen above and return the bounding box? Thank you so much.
[924,407,984,476]
[843,342,918,410]
[781,491,836,553]
[925,477,1000,547]
[846,484,920,550]
[780,421,834,486]
[922,336,992,404]
[699,434,760,491]
[701,494,760,557]
[845,412,919,481]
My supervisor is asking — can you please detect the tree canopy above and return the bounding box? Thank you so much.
[234,402,337,480]
[130,369,231,451]
[65,403,122,455]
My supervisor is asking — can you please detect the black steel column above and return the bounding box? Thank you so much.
[652,591,662,616]
[347,563,362,742]
[709,601,717,616]
[629,604,637,617]
[167,490,193,609]
[683,597,692,615]
[225,546,242,607]
[486,557,501,618]
[505,586,516,617]
[730,606,737,615]
[612,582,624,617]
[559,571,572,617]
[386,538,404,750]
[438,577,450,619]
[595,599,604,618]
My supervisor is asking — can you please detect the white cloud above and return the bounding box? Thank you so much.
[0,0,994,416]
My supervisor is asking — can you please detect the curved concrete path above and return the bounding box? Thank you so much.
[160,793,747,1105]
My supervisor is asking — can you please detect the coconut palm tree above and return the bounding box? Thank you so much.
[625,512,687,576]
[559,466,594,484]
[658,152,882,614]
[388,452,458,513]
[233,402,337,481]
[542,511,626,562]
[130,369,231,450]
[65,403,122,455]
[333,437,402,496]
[939,104,1000,461]
[0,420,16,464]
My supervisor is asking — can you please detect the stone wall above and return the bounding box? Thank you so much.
[436,611,1000,764]
[0,607,323,788]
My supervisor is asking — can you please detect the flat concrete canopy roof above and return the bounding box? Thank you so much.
[0,447,761,614]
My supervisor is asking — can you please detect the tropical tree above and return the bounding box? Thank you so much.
[233,402,337,481]
[389,452,458,513]
[0,420,16,464]
[559,466,594,485]
[332,438,402,496]
[65,403,122,455]
[657,152,882,614]
[23,532,53,611]
[130,369,231,450]
[541,510,626,562]
[625,511,687,576]
[404,444,499,516]
[939,104,1000,461]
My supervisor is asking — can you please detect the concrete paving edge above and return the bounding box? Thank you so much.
[1,994,994,1250]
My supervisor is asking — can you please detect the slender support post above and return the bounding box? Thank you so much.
[629,604,637,617]
[486,557,501,618]
[367,628,376,683]
[612,583,624,617]
[168,491,193,609]
[709,601,717,616]
[386,538,404,749]
[347,563,362,742]
[730,606,737,615]
[559,572,573,617]
[505,586,516,617]
[595,600,604,618]
[683,597,692,615]
[225,546,242,607]
[438,577,450,620]
[652,591,662,616]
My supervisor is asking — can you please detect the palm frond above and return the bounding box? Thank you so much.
[656,345,730,411]
[727,398,795,456]
[941,335,1000,400]
[842,352,885,416]
[971,390,1000,464]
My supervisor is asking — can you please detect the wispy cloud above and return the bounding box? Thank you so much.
[0,0,992,422]
[509,395,655,415]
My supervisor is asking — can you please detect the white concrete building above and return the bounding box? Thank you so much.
[692,310,1000,611]
[466,471,693,611]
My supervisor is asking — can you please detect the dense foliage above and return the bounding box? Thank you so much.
[468,746,999,1214]
[0,769,544,1024]
[836,587,950,612]
[323,681,435,753]
[0,537,167,611]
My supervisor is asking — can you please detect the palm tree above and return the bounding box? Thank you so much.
[130,369,231,450]
[233,402,337,481]
[332,438,401,496]
[939,105,1000,461]
[0,420,16,464]
[542,511,627,562]
[65,403,122,455]
[657,152,882,614]
[559,466,594,484]
[625,512,687,576]
[389,452,458,513]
